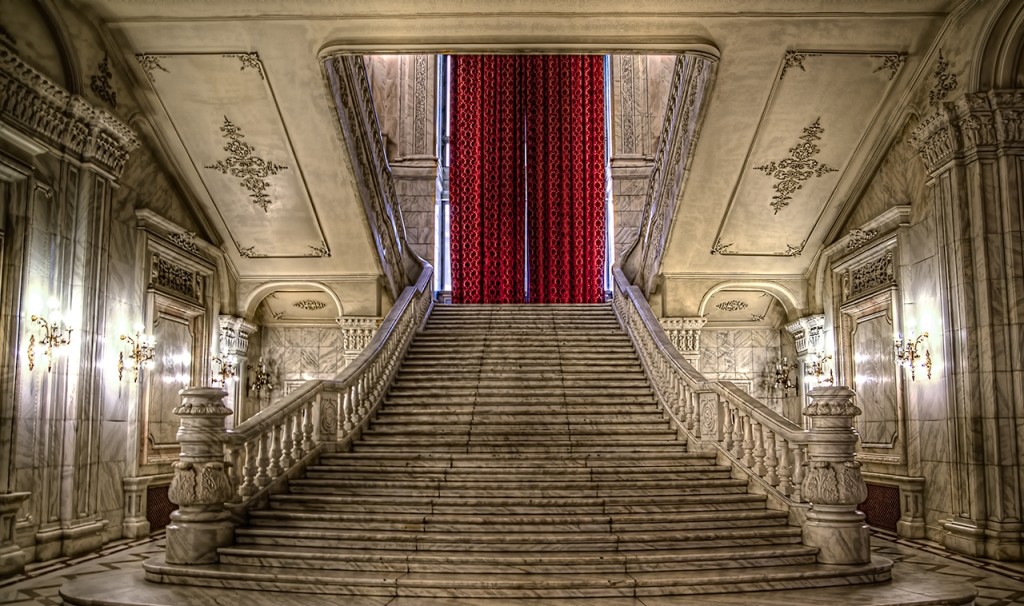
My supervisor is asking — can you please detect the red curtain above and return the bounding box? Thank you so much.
[449,56,526,304]
[526,55,606,304]
[449,55,605,304]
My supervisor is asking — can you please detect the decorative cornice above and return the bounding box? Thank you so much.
[205,116,288,212]
[911,90,1024,171]
[0,47,138,177]
[223,52,265,80]
[928,50,957,106]
[753,117,837,214]
[780,51,820,79]
[845,228,878,251]
[168,231,200,254]
[716,300,748,312]
[90,55,117,108]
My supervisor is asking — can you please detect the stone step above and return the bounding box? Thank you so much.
[215,542,820,575]
[317,450,715,467]
[146,554,892,598]
[267,492,771,515]
[247,509,787,533]
[382,394,659,405]
[390,377,652,388]
[372,404,664,416]
[370,412,667,424]
[301,468,733,483]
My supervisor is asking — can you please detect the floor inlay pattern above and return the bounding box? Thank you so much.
[1,530,1022,605]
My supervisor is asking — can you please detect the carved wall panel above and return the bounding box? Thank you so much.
[835,239,905,466]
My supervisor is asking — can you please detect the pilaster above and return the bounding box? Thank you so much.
[912,89,1024,559]
[218,315,256,424]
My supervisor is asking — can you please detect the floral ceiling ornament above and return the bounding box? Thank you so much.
[135,54,169,82]
[307,240,331,257]
[205,116,288,212]
[223,52,265,80]
[753,117,838,214]
[710,239,734,255]
[871,53,907,81]
[751,313,767,322]
[780,51,821,79]
[90,55,117,108]
[928,50,958,106]
[235,243,267,259]
[781,241,806,257]
[716,300,749,312]
[293,299,327,311]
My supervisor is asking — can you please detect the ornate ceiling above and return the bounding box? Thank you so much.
[79,0,963,317]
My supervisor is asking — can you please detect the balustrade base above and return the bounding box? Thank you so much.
[943,518,1024,560]
[0,544,27,577]
[165,515,234,565]
[803,510,871,565]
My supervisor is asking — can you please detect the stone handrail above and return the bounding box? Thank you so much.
[612,267,870,564]
[165,263,433,565]
[325,54,427,301]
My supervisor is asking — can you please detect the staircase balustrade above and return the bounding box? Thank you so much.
[166,264,432,565]
[612,267,871,565]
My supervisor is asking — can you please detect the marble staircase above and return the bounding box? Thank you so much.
[144,303,892,598]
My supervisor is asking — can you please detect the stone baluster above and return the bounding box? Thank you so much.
[342,389,354,433]
[792,445,806,502]
[752,421,766,476]
[239,441,256,498]
[280,416,295,468]
[776,437,794,496]
[741,416,755,466]
[763,429,779,486]
[291,409,305,462]
[302,402,315,451]
[267,424,283,479]
[255,432,271,488]
[225,445,243,503]
[166,387,235,565]
[800,386,869,565]
[722,406,734,451]
[731,410,744,458]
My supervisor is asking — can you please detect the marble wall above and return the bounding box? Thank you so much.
[698,328,798,417]
[260,325,345,405]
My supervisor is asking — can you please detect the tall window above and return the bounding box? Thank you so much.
[438,55,610,304]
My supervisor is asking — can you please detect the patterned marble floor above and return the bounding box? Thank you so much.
[0,530,1021,605]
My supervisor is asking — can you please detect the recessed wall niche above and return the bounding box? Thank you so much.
[136,232,216,474]
[834,237,906,467]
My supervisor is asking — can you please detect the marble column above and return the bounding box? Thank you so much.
[912,89,1024,560]
[165,387,234,565]
[217,315,256,425]
[801,386,870,565]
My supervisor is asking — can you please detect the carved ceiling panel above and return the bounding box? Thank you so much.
[256,290,340,324]
[703,290,783,327]
[138,53,329,259]
[712,52,904,258]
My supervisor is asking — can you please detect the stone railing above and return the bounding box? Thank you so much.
[613,267,870,564]
[164,264,433,565]
[325,54,427,301]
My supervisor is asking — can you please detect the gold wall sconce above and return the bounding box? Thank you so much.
[119,326,156,382]
[770,357,798,395]
[212,355,237,387]
[27,298,73,372]
[806,352,834,386]
[247,356,275,399]
[894,332,931,380]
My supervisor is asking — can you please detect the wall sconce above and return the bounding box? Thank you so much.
[769,357,798,395]
[119,326,156,382]
[212,355,237,387]
[247,356,275,399]
[27,298,73,372]
[806,352,834,386]
[894,332,931,380]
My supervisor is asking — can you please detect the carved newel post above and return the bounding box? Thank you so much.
[801,386,870,565]
[166,387,234,565]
